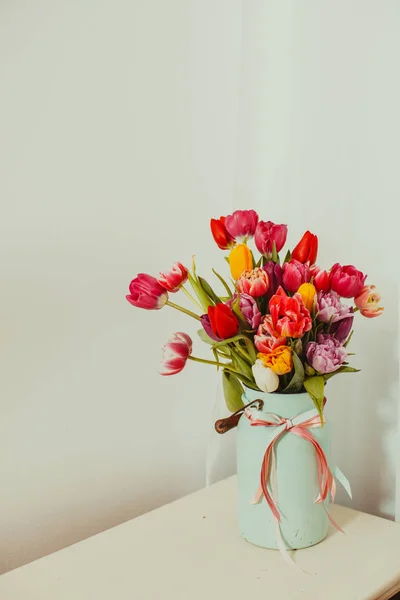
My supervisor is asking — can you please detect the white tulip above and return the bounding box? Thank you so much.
[252,359,279,393]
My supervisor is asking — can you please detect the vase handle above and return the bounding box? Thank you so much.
[214,399,264,434]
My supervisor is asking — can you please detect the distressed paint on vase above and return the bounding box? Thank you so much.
[237,388,331,550]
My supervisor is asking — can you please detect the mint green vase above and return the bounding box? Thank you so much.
[237,388,331,550]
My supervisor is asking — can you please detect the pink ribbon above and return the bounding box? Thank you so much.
[244,407,343,534]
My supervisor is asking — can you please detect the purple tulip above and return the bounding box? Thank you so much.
[226,293,261,330]
[263,261,283,302]
[317,291,352,323]
[330,313,354,342]
[306,334,348,374]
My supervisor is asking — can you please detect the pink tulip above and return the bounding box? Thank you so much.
[306,334,347,374]
[224,209,259,240]
[254,221,288,257]
[160,332,192,375]
[354,285,384,318]
[158,262,188,293]
[226,293,261,329]
[330,264,366,298]
[282,260,310,294]
[317,291,352,323]
[126,274,169,310]
[312,267,331,292]
[237,268,269,298]
[255,316,286,353]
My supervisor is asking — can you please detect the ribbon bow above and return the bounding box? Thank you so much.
[245,407,351,534]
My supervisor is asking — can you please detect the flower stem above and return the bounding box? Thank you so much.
[166,300,201,321]
[181,286,204,311]
[188,355,244,375]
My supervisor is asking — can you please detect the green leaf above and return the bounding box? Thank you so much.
[304,363,316,377]
[256,256,263,268]
[198,277,221,305]
[231,351,253,381]
[212,334,250,348]
[282,350,305,393]
[232,371,259,390]
[251,250,257,269]
[187,272,212,312]
[283,249,291,264]
[344,330,354,348]
[230,295,248,328]
[224,256,230,264]
[197,328,214,345]
[212,269,233,298]
[241,337,257,363]
[222,371,245,412]
[271,241,279,264]
[304,376,325,424]
[323,365,360,381]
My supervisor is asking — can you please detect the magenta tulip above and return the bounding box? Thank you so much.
[330,314,354,342]
[160,332,192,376]
[282,260,310,294]
[254,221,288,257]
[158,262,188,293]
[330,264,366,298]
[224,209,259,240]
[126,274,169,310]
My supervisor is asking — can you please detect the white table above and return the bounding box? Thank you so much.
[1,477,400,600]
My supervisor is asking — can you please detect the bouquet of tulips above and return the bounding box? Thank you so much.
[126,209,383,419]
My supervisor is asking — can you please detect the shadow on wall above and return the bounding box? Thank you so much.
[328,279,398,520]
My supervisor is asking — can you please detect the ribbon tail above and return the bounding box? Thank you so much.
[250,485,263,505]
[332,466,352,499]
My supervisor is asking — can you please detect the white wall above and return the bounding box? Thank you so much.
[236,1,400,518]
[1,0,399,575]
[0,0,241,572]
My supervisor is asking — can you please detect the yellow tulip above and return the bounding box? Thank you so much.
[229,244,253,280]
[297,282,316,312]
[257,346,293,375]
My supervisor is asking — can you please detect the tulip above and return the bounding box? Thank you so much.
[282,260,310,294]
[313,268,331,293]
[306,334,347,374]
[210,216,234,250]
[263,261,283,302]
[292,230,318,265]
[158,262,188,293]
[237,268,269,298]
[354,285,384,318]
[126,273,169,310]
[252,359,280,393]
[226,293,261,329]
[225,209,259,240]
[297,282,316,312]
[208,303,239,339]
[254,316,286,353]
[316,290,352,323]
[254,221,288,257]
[229,243,253,280]
[258,346,293,375]
[267,287,312,339]
[330,264,366,298]
[330,314,354,342]
[160,332,193,376]
[200,314,222,341]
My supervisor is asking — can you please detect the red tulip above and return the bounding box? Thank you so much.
[160,332,192,375]
[126,274,169,310]
[210,217,234,250]
[254,221,288,257]
[266,287,312,339]
[330,264,366,298]
[158,262,188,293]
[282,260,310,293]
[292,231,318,265]
[313,267,331,292]
[208,303,239,339]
